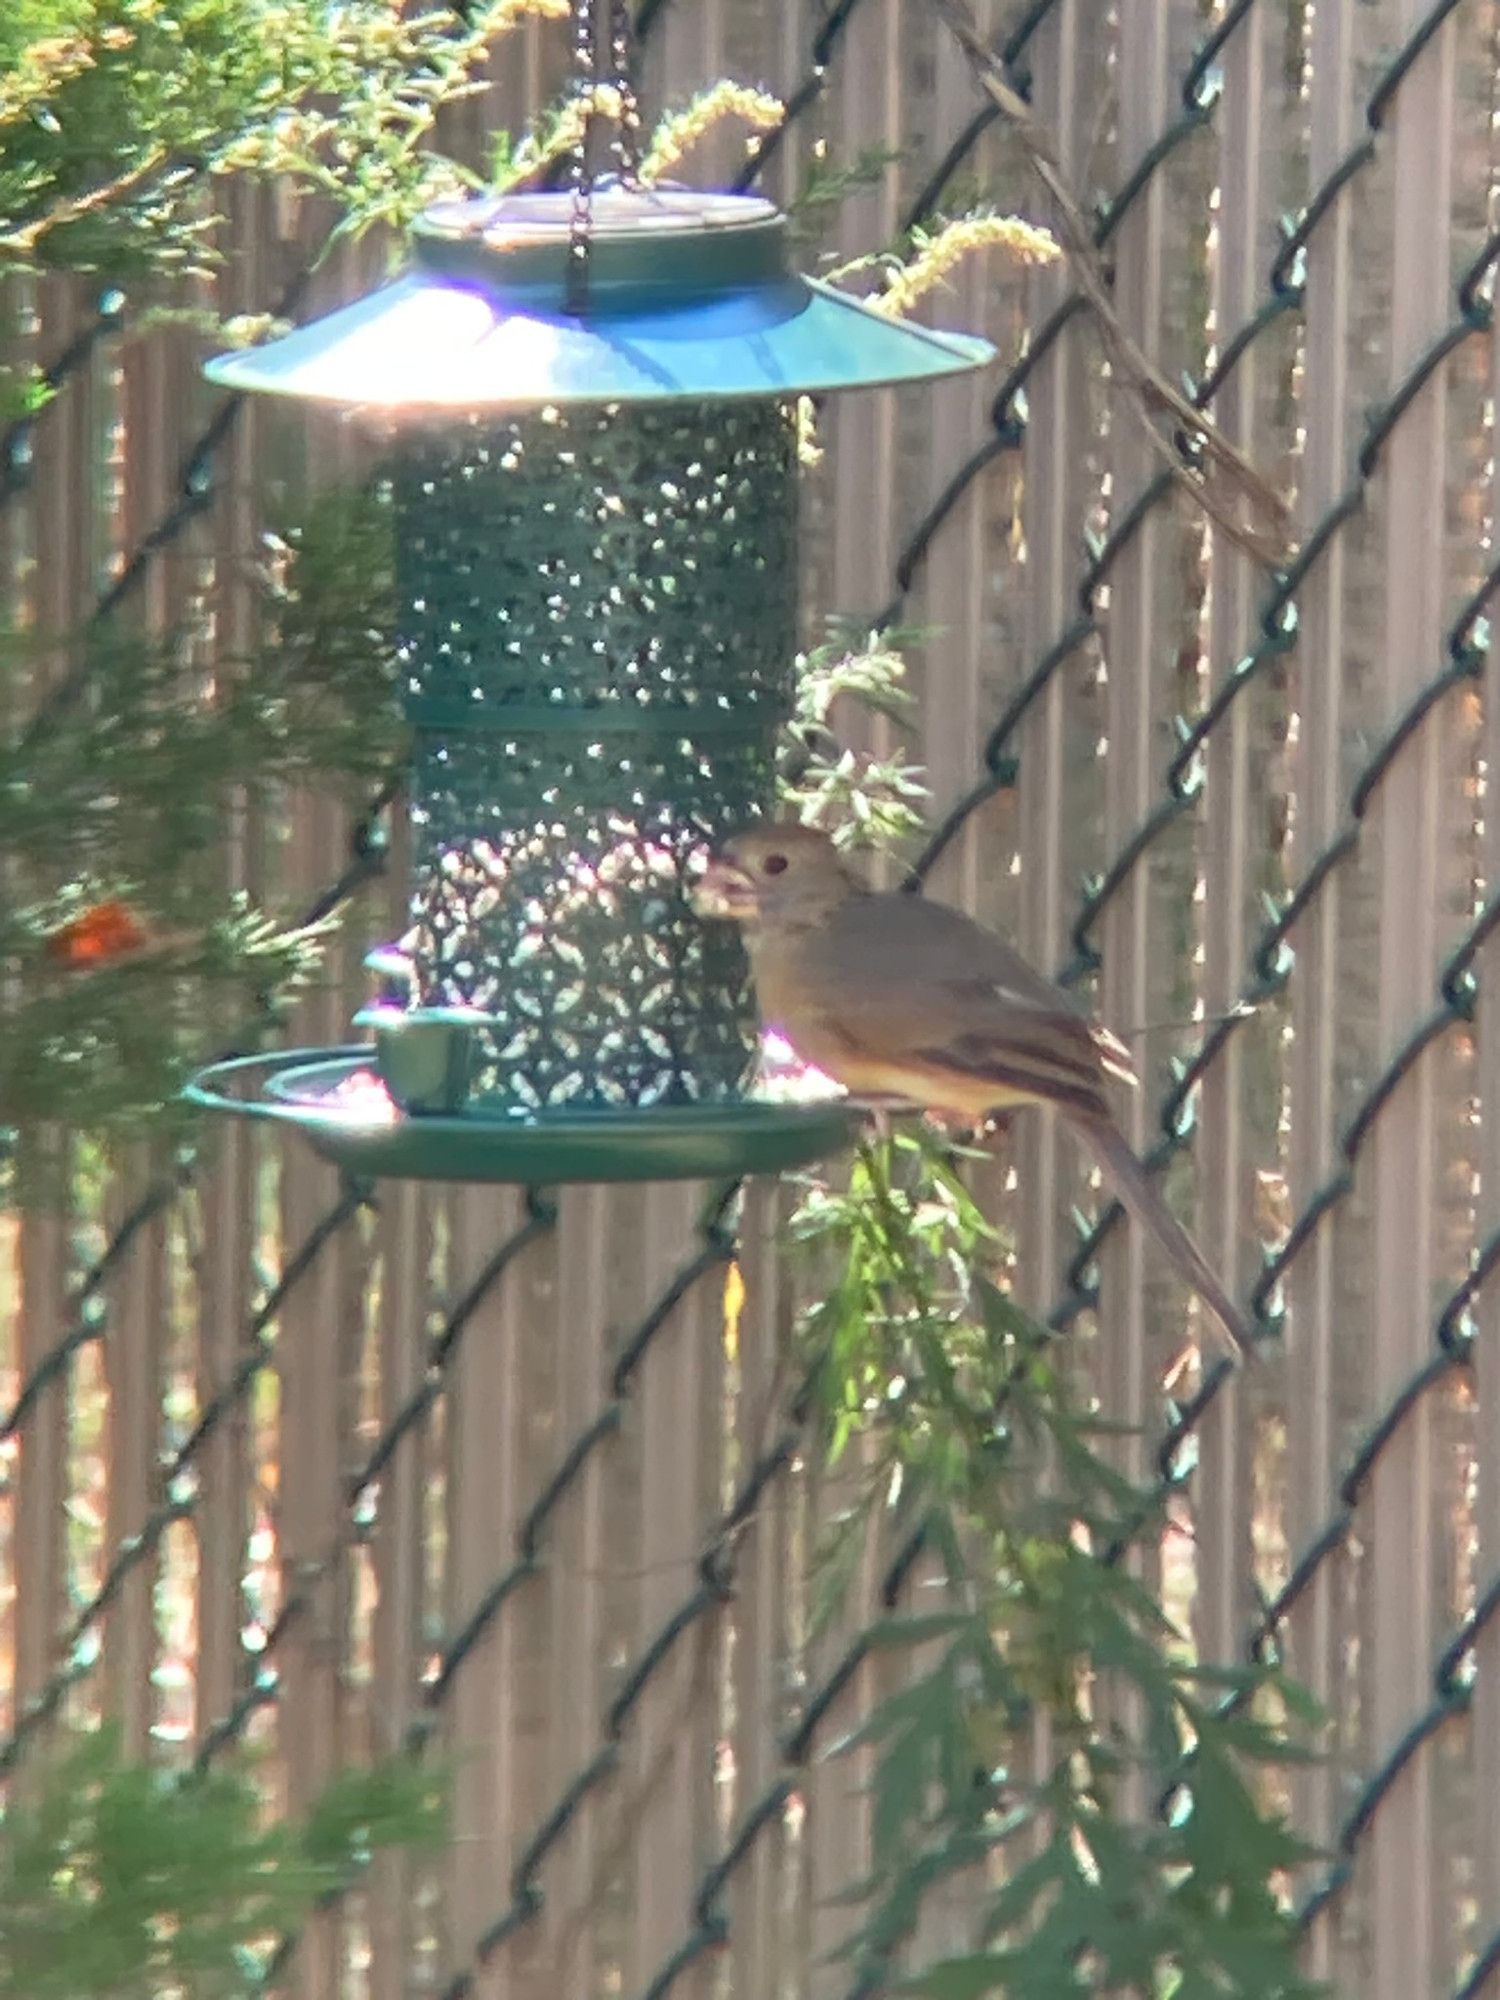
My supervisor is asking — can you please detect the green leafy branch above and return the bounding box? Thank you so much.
[1,0,566,273]
[0,484,401,1143]
[779,625,930,857]
[787,1131,1325,1997]
[0,1726,444,2000]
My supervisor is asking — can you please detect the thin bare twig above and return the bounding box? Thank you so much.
[926,0,1292,567]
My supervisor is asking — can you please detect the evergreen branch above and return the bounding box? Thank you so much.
[1,0,566,273]
[0,482,401,1144]
[0,1725,445,2000]
[0,143,177,256]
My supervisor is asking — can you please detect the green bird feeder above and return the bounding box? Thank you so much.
[186,182,993,1183]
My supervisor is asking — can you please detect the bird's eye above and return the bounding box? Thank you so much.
[762,854,789,876]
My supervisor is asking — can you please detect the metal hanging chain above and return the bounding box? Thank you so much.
[565,0,643,315]
[608,0,642,187]
[564,0,598,315]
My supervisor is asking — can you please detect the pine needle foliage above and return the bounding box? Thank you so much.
[0,0,566,274]
[0,485,401,1140]
[0,1725,444,1999]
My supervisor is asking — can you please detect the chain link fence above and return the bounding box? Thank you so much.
[4,0,1500,1993]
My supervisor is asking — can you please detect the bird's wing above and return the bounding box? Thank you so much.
[831,893,1082,1006]
[799,892,1136,1098]
[825,981,1115,1117]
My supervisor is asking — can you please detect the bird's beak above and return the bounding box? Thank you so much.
[691,856,759,921]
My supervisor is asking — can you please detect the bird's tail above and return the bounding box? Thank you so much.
[1066,1112,1254,1364]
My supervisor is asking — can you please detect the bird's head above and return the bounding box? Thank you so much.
[692,821,856,927]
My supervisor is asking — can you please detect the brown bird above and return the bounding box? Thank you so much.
[694,821,1252,1363]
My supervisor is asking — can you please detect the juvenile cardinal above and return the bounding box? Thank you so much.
[694,821,1252,1363]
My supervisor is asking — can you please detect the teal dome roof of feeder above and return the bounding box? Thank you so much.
[187,188,995,1185]
[203,188,993,409]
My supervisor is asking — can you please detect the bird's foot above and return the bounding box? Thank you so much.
[917,1109,1007,1147]
[852,1094,909,1147]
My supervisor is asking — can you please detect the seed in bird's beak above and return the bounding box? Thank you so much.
[691,858,759,920]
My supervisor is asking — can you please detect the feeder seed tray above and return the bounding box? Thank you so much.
[186,1049,860,1185]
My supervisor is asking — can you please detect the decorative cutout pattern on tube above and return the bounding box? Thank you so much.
[395,399,798,1109]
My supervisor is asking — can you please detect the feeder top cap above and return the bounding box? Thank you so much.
[411,185,787,298]
[203,185,996,410]
[417,185,779,243]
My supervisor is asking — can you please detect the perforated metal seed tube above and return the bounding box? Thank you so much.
[395,396,795,1108]
[205,188,993,1124]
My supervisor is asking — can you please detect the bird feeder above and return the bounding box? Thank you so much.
[185,184,993,1183]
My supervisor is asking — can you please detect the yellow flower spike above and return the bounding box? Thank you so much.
[868,213,1059,320]
[639,84,786,187]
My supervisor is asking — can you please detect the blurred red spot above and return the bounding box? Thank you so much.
[45,900,150,969]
